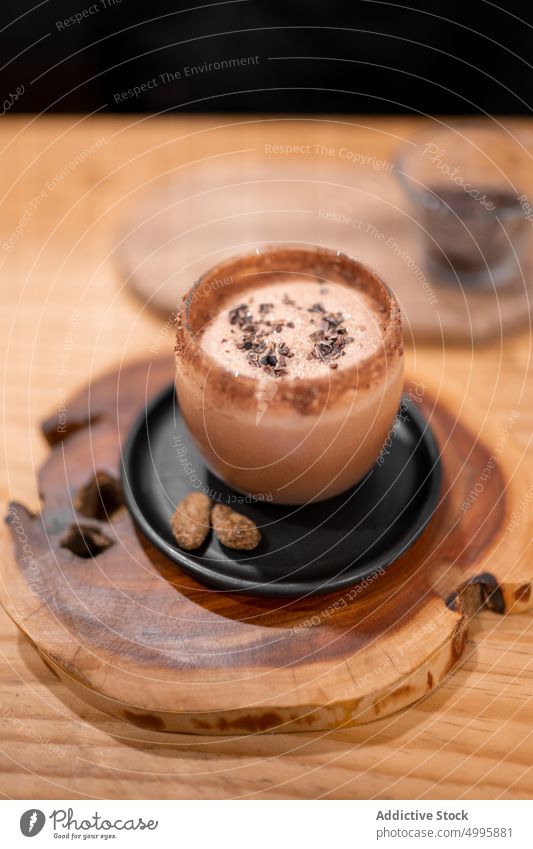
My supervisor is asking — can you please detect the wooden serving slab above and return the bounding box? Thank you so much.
[2,357,531,734]
[115,159,533,344]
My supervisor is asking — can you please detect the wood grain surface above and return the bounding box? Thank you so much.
[115,157,533,343]
[2,356,532,737]
[0,116,532,798]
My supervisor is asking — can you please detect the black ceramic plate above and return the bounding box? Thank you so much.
[121,384,442,598]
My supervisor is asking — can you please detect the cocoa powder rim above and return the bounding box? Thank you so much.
[175,245,403,415]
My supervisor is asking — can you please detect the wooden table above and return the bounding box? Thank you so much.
[1,116,532,800]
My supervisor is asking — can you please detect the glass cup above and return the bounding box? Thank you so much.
[396,123,532,288]
[175,245,404,504]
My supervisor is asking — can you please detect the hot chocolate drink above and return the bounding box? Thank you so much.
[175,246,404,504]
[200,279,384,380]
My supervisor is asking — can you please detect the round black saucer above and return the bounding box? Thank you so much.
[121,384,442,598]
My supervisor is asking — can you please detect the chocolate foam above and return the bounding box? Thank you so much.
[175,245,403,415]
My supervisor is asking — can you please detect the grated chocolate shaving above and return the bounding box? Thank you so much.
[224,290,355,377]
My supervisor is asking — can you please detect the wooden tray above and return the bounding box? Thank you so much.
[115,160,533,344]
[2,357,531,734]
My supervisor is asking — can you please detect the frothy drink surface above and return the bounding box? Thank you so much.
[200,278,385,380]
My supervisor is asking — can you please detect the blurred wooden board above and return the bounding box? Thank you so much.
[115,158,533,344]
[2,357,532,734]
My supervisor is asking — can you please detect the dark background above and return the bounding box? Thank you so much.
[1,0,531,114]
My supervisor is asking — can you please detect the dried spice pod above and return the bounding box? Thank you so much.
[212,503,261,551]
[170,492,211,550]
